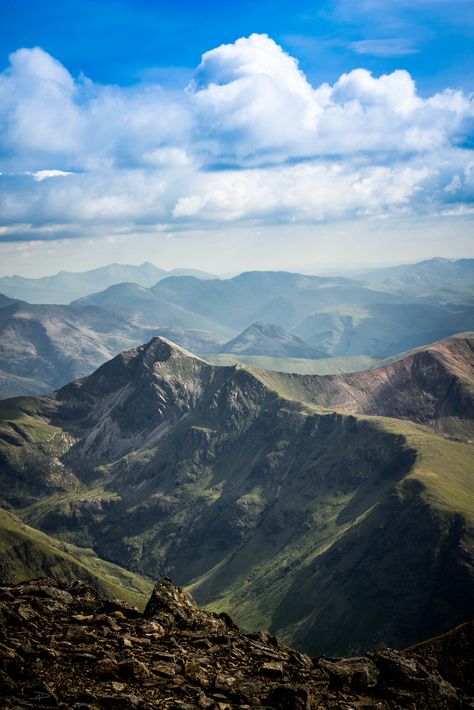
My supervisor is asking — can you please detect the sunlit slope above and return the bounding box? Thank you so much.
[0,507,153,608]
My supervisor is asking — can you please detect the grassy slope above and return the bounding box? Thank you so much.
[0,507,153,608]
[195,408,474,654]
[204,353,381,374]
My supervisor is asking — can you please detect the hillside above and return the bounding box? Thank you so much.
[0,508,152,608]
[0,335,472,657]
[74,282,234,339]
[204,353,381,375]
[1,576,473,709]
[292,302,474,356]
[262,333,474,440]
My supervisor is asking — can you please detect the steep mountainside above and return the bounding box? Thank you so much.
[0,508,152,608]
[0,336,472,656]
[220,321,324,358]
[1,576,473,709]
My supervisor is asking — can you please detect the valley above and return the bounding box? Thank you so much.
[0,333,472,657]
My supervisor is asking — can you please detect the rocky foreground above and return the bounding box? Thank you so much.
[0,578,473,709]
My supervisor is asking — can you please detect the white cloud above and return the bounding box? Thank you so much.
[350,39,418,57]
[0,35,473,239]
[173,163,430,222]
[28,169,74,181]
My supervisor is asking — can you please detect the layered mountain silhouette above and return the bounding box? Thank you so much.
[0,262,216,304]
[0,333,472,656]
[0,260,473,398]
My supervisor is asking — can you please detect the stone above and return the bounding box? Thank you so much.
[117,658,150,680]
[0,577,471,710]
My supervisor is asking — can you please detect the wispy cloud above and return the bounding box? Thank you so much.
[350,38,419,57]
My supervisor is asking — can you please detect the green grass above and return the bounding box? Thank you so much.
[0,507,153,608]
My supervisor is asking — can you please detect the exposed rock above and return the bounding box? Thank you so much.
[0,576,472,709]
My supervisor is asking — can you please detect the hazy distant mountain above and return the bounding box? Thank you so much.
[0,294,20,308]
[1,334,472,656]
[0,298,226,398]
[74,282,235,339]
[152,271,405,330]
[221,321,324,358]
[0,300,147,394]
[360,257,474,304]
[1,261,473,399]
[292,302,474,357]
[0,262,217,304]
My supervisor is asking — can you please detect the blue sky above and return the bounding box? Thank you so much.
[0,0,473,275]
[2,0,473,91]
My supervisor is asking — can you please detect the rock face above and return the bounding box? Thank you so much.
[0,577,472,710]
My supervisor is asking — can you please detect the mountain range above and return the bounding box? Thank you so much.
[0,258,473,398]
[0,262,217,304]
[0,332,472,657]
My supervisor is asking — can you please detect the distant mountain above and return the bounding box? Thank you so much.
[1,263,473,399]
[292,302,474,356]
[220,321,324,358]
[167,267,218,280]
[360,257,474,304]
[74,282,234,340]
[0,300,148,396]
[152,271,405,331]
[1,335,472,656]
[0,262,218,304]
[0,297,228,398]
[0,293,20,308]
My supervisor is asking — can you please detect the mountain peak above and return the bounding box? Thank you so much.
[139,336,205,365]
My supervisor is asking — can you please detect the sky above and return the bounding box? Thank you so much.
[0,0,473,276]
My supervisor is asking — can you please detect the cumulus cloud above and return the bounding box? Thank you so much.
[0,35,473,240]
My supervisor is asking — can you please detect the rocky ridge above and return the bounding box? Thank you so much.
[1,577,473,710]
